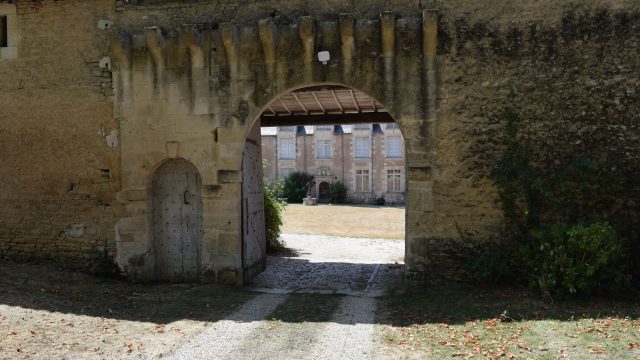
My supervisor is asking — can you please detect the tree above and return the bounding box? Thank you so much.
[281,171,314,203]
[329,181,348,204]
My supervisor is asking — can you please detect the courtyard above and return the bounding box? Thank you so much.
[281,204,405,239]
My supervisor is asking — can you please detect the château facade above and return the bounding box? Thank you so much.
[261,124,406,204]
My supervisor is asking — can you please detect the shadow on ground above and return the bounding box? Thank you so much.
[380,284,640,327]
[1,262,638,327]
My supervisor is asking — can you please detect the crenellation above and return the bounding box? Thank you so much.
[298,16,315,83]
[338,13,355,81]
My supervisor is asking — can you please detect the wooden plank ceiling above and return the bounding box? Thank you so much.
[260,86,394,126]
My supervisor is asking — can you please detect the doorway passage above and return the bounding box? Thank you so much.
[244,84,406,294]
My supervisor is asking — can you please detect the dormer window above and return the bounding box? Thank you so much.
[0,3,18,60]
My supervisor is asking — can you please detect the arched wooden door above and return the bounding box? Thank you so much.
[319,182,330,202]
[152,159,203,282]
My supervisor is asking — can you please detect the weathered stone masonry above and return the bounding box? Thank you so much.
[1,0,638,283]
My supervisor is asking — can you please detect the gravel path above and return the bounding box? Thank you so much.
[310,296,379,360]
[163,234,402,359]
[164,294,286,360]
[250,234,404,296]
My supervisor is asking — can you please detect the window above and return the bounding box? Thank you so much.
[387,169,402,192]
[0,16,7,48]
[317,140,331,158]
[354,124,370,130]
[279,138,295,159]
[280,126,295,132]
[356,170,370,192]
[355,136,370,158]
[386,123,399,129]
[386,136,402,157]
[280,168,293,179]
[316,125,331,131]
[0,3,18,60]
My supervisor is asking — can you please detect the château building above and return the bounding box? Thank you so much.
[261,124,406,204]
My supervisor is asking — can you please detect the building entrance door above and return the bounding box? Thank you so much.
[318,181,330,203]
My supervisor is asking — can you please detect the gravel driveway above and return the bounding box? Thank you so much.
[249,234,405,296]
[165,234,404,359]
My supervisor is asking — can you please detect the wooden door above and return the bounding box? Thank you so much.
[152,159,203,282]
[242,138,267,283]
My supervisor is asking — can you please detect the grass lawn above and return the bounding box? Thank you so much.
[281,203,405,239]
[377,285,640,359]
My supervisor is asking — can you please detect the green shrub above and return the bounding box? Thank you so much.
[520,222,628,297]
[329,181,348,204]
[263,178,286,252]
[281,172,314,203]
[466,247,519,284]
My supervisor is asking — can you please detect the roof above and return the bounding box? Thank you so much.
[263,85,386,117]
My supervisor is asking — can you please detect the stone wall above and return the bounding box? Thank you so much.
[0,0,120,272]
[424,3,640,279]
[1,0,638,283]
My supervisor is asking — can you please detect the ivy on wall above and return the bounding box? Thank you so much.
[490,107,639,297]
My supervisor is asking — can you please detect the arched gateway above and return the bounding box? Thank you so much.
[112,11,440,284]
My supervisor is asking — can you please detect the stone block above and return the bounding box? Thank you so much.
[218,231,239,254]
[119,233,135,243]
[126,189,148,202]
[117,216,147,232]
[218,268,239,285]
[165,141,179,158]
[202,184,222,198]
[408,180,434,212]
[218,170,241,183]
[0,45,17,60]
[212,254,241,268]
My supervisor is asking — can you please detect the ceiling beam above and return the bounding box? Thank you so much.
[330,89,344,113]
[349,89,360,112]
[291,92,309,114]
[311,91,326,114]
[279,99,292,115]
[260,112,394,127]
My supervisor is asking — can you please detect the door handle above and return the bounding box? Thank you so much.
[183,190,190,205]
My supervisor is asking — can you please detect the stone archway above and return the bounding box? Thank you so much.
[112,10,439,284]
[152,158,203,282]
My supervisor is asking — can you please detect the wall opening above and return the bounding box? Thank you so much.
[245,84,406,294]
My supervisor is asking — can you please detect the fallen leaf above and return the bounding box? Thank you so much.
[587,344,606,354]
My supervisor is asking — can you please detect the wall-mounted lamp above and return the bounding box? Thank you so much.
[317,51,330,65]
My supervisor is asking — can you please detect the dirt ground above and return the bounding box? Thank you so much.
[281,204,405,239]
[0,262,254,359]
